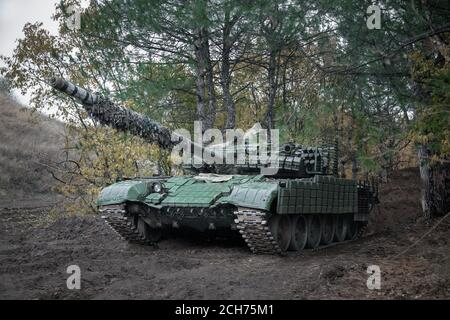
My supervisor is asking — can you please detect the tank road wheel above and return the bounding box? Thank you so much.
[288,215,308,251]
[306,215,322,249]
[320,215,335,245]
[345,214,358,240]
[137,217,162,242]
[269,215,291,252]
[334,215,347,242]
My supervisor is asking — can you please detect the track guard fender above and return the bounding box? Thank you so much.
[97,180,150,206]
[225,182,278,211]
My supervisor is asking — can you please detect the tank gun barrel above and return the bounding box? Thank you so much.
[50,77,99,106]
[50,77,175,149]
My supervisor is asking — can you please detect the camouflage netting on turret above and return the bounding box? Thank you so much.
[51,77,174,149]
[86,97,174,149]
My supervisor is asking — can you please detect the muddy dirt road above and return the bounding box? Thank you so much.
[0,169,449,299]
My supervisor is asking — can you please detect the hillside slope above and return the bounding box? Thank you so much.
[0,94,65,200]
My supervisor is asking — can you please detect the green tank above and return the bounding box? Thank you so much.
[50,77,378,254]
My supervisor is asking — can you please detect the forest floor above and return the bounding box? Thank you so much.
[0,168,449,299]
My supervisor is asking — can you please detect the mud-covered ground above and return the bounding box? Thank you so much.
[0,168,449,299]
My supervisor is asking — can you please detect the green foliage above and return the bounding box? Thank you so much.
[1,0,449,213]
[411,51,450,159]
[56,125,158,214]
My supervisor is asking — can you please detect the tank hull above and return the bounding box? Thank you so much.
[97,174,377,254]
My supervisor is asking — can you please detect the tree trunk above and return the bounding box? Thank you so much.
[418,144,450,218]
[193,28,216,130]
[194,34,207,127]
[204,33,216,130]
[266,51,278,129]
[221,11,236,129]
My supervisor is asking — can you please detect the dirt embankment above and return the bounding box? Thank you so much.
[372,168,423,232]
[0,94,65,201]
[0,167,448,299]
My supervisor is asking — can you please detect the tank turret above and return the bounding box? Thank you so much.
[50,77,337,178]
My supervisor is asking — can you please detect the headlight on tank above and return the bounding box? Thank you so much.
[153,182,162,193]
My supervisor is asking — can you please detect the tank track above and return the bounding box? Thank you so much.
[234,208,368,255]
[234,208,282,254]
[99,205,153,245]
[101,206,368,253]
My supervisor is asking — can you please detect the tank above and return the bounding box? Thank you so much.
[50,77,378,254]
